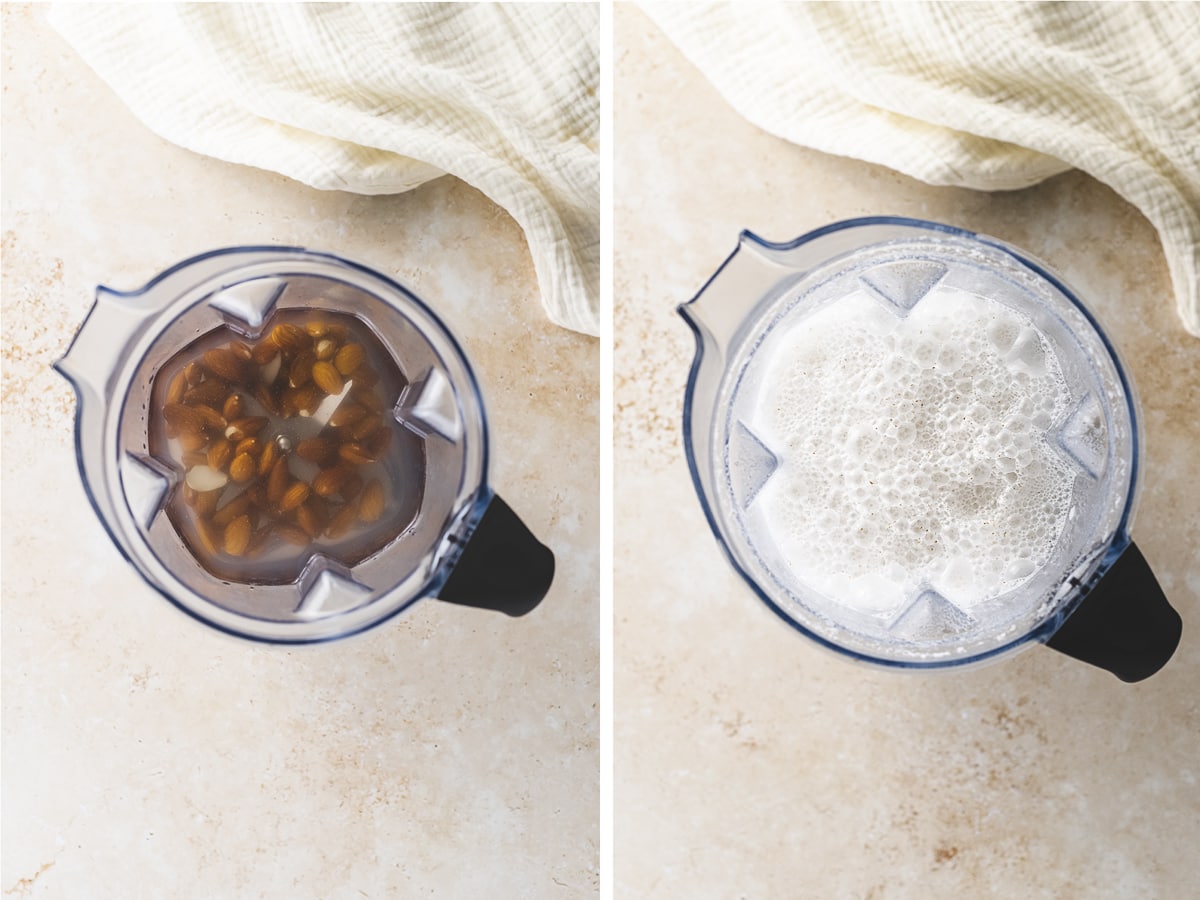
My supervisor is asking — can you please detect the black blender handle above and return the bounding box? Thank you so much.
[1045,542,1181,682]
[436,495,554,617]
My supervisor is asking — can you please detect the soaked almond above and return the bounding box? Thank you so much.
[178,431,209,452]
[341,472,364,501]
[224,416,268,441]
[288,350,316,388]
[312,465,353,497]
[276,524,311,546]
[297,437,337,464]
[184,361,205,386]
[166,370,187,405]
[224,515,252,556]
[192,405,227,431]
[270,323,310,354]
[359,480,385,522]
[203,348,254,384]
[315,338,337,361]
[338,442,375,465]
[185,465,229,492]
[222,393,245,421]
[164,402,206,434]
[234,437,262,458]
[207,439,233,471]
[257,440,278,477]
[279,481,311,512]
[267,456,290,503]
[349,413,383,441]
[325,501,360,539]
[334,343,366,376]
[328,402,367,427]
[311,360,344,395]
[295,501,323,538]
[230,452,256,483]
[305,321,330,338]
[192,517,219,556]
[212,492,253,527]
[251,338,279,365]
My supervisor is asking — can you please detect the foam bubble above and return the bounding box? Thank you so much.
[752,288,1074,613]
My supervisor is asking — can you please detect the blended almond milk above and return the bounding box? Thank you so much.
[752,287,1076,615]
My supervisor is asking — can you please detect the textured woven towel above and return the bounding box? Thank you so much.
[643,1,1200,337]
[50,2,600,335]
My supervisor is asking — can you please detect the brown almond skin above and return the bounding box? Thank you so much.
[257,440,278,476]
[251,339,279,365]
[349,413,383,441]
[187,487,220,518]
[192,405,227,431]
[334,343,366,376]
[341,472,364,501]
[338,442,375,465]
[312,360,344,396]
[222,393,245,421]
[207,439,233,471]
[351,385,384,413]
[279,481,311,512]
[328,402,367,427]
[359,480,385,522]
[203,348,255,384]
[306,321,330,338]
[212,492,253,527]
[184,361,205,386]
[235,437,262,458]
[271,323,310,354]
[325,501,360,539]
[288,350,317,388]
[224,515,252,556]
[297,438,337,464]
[183,379,230,408]
[178,431,209,452]
[164,402,206,434]
[315,338,338,361]
[295,502,323,538]
[312,465,353,497]
[267,457,290,503]
[229,341,254,361]
[229,452,256,483]
[255,384,281,416]
[166,370,187,405]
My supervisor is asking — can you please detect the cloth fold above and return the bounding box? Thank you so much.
[50,2,600,335]
[642,1,1200,337]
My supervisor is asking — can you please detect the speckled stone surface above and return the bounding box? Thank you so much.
[1,5,597,897]
[615,6,1198,899]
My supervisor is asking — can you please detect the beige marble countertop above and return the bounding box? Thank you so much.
[615,6,1198,899]
[1,5,597,897]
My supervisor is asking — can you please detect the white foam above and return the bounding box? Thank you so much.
[752,287,1075,614]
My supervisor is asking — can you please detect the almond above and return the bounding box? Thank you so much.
[223,515,252,556]
[349,413,383,441]
[184,361,205,386]
[183,379,230,408]
[229,340,254,361]
[283,384,320,416]
[338,442,376,465]
[325,501,360,539]
[184,485,220,517]
[288,350,315,390]
[257,440,278,477]
[222,393,245,421]
[181,450,208,469]
[255,384,281,416]
[207,439,233,471]
[341,472,364,501]
[178,431,209,452]
[328,402,367,427]
[166,370,187,405]
[359,479,385,522]
[296,437,337,464]
[267,457,290,503]
[192,405,227,431]
[295,501,322,538]
[192,517,218,556]
[229,452,256,483]
[315,338,337,361]
[186,465,229,493]
[224,416,268,442]
[367,425,393,457]
[212,492,252,527]
[164,402,206,435]
[279,480,311,512]
[203,348,254,384]
[333,343,366,376]
[251,338,279,365]
[270,323,310,354]
[311,360,344,395]
[312,465,353,497]
[351,385,384,413]
[234,437,262,457]
[306,321,330,338]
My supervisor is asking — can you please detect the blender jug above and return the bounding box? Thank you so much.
[55,246,554,643]
[680,217,1181,681]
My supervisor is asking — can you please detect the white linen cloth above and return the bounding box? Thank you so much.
[49,3,600,335]
[642,1,1200,337]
